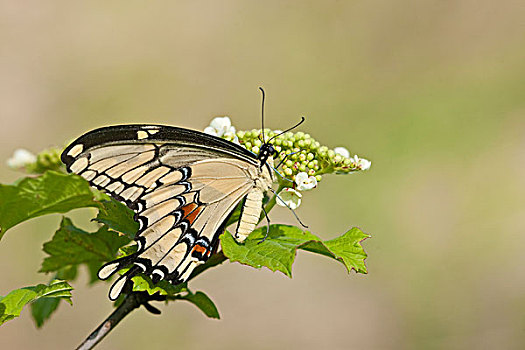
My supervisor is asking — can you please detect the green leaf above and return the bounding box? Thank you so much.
[301,227,370,274]
[177,291,220,319]
[30,297,60,328]
[0,280,73,326]
[220,224,370,277]
[40,217,130,273]
[0,171,99,240]
[129,273,188,296]
[94,200,138,239]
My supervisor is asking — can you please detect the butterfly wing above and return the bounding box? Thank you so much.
[62,124,259,300]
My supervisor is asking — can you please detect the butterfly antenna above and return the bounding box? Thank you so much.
[269,187,308,228]
[259,87,266,144]
[275,151,301,169]
[268,117,305,143]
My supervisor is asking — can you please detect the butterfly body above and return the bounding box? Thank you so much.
[61,124,274,300]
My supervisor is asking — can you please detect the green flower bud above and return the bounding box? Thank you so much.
[252,146,260,154]
[284,168,293,176]
[307,152,314,161]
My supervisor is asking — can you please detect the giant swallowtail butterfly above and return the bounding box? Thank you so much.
[61,119,297,300]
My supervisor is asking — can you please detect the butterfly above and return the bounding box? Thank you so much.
[61,116,303,300]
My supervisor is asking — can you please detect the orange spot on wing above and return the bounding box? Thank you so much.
[181,203,197,216]
[180,203,203,225]
[192,245,207,254]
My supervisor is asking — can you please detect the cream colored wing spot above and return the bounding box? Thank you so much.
[141,198,181,224]
[158,242,188,273]
[104,151,155,178]
[121,165,150,184]
[140,227,185,266]
[140,215,177,247]
[70,157,89,173]
[89,144,155,163]
[89,153,137,173]
[137,130,149,140]
[135,166,170,188]
[147,129,159,135]
[158,171,183,185]
[98,262,120,280]
[178,261,200,281]
[109,274,128,301]
[81,170,97,181]
[67,144,84,157]
[141,184,187,208]
[106,181,125,194]
[93,175,111,187]
[120,186,144,202]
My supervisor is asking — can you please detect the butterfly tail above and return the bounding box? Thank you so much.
[107,266,140,301]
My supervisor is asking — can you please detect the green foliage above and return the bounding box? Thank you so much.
[0,171,98,239]
[31,297,60,328]
[174,290,220,319]
[94,200,138,239]
[130,273,187,296]
[40,217,130,274]
[220,225,370,277]
[0,280,73,326]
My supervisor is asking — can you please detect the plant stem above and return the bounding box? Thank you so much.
[76,292,145,350]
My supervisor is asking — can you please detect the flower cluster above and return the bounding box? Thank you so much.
[7,147,63,174]
[204,117,371,209]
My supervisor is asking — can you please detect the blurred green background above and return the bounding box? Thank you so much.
[1,1,524,349]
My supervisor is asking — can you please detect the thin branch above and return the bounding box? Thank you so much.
[76,292,146,350]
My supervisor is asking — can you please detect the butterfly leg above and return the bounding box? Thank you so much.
[258,206,271,244]
[269,187,308,229]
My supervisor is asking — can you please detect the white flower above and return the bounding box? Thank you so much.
[7,149,36,169]
[350,155,372,171]
[334,147,350,158]
[204,116,236,138]
[276,188,302,210]
[295,172,317,191]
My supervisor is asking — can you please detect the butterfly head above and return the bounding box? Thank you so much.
[257,142,278,167]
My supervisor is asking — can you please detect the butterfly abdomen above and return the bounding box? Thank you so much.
[235,189,264,242]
